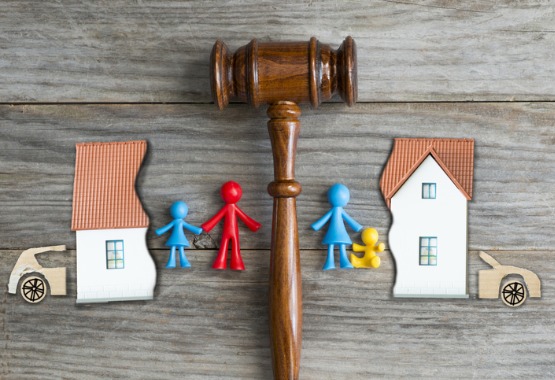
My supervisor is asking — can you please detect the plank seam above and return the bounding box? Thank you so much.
[2,100,555,106]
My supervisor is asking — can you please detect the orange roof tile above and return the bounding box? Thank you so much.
[380,138,474,208]
[71,140,149,231]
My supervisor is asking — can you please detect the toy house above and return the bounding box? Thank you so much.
[71,140,156,303]
[380,138,474,298]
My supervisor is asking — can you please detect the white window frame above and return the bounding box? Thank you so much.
[422,183,436,199]
[419,237,437,266]
[106,240,125,269]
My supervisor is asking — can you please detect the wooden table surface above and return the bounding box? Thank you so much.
[1,2,554,379]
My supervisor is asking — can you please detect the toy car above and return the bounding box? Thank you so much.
[7,245,68,304]
[478,251,541,307]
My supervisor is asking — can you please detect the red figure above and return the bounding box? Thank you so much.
[201,181,261,270]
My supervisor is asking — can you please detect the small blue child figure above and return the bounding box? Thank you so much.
[156,201,203,268]
[311,183,363,270]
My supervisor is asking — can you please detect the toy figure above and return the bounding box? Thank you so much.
[156,201,203,269]
[311,183,363,270]
[201,181,261,270]
[350,228,385,269]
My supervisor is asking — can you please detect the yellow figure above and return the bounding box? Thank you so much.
[350,228,385,268]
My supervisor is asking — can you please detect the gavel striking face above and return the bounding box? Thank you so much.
[210,37,357,380]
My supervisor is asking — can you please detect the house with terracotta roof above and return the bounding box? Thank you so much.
[380,138,474,298]
[71,140,156,303]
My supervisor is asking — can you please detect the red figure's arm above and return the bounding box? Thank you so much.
[234,206,262,232]
[201,206,227,232]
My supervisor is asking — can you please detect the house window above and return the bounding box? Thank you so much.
[106,240,124,269]
[419,237,437,266]
[422,183,436,199]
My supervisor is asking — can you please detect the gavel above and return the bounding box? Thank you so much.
[210,36,357,379]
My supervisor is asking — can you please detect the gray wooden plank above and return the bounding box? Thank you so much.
[1,1,555,102]
[1,249,553,379]
[0,103,553,251]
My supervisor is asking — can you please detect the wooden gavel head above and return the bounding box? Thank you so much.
[210,36,357,109]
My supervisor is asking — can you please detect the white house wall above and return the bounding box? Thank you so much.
[75,227,156,303]
[389,155,468,297]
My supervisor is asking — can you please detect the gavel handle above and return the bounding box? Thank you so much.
[267,102,303,380]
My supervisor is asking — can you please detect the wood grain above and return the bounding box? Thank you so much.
[267,102,303,380]
[210,37,356,109]
[0,103,552,251]
[211,33,361,377]
[2,248,554,379]
[1,1,555,102]
[2,2,554,378]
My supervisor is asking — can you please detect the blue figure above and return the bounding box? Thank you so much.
[311,183,363,270]
[156,201,203,269]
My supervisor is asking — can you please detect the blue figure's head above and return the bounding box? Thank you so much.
[328,183,350,207]
[170,201,188,219]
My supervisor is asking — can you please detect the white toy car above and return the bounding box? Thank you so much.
[7,245,67,303]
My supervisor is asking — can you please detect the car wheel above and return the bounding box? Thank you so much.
[501,280,527,307]
[19,275,48,304]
